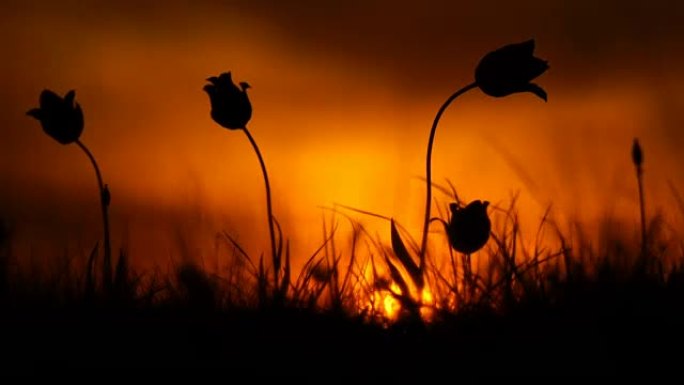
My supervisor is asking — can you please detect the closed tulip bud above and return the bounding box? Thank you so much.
[447,200,491,254]
[27,90,84,145]
[204,72,252,130]
[475,39,549,101]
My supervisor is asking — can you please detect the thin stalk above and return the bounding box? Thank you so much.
[636,165,646,256]
[420,82,478,270]
[241,127,278,291]
[75,139,112,292]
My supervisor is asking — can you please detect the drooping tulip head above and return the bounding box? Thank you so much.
[27,89,84,145]
[475,39,549,101]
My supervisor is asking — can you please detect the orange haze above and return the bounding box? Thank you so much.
[1,1,684,271]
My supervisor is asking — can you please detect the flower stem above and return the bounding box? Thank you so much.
[76,140,112,292]
[636,165,647,256]
[420,82,478,271]
[241,127,278,291]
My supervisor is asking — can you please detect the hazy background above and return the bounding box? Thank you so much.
[1,0,683,270]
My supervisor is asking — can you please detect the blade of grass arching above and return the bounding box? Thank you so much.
[445,179,461,203]
[293,230,335,291]
[390,220,423,288]
[415,176,456,200]
[339,223,361,295]
[333,203,392,222]
[222,231,258,277]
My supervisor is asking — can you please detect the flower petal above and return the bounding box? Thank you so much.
[203,84,216,95]
[518,39,535,57]
[64,90,76,107]
[39,89,62,109]
[522,83,547,101]
[526,57,549,80]
[26,108,42,119]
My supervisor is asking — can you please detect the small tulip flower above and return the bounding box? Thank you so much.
[447,200,491,254]
[204,71,282,301]
[203,72,252,130]
[27,90,84,144]
[27,88,114,291]
[475,39,549,101]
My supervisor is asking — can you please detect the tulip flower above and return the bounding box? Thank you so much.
[475,39,549,101]
[419,40,547,268]
[27,90,84,144]
[447,201,491,254]
[27,89,113,291]
[204,72,252,130]
[204,72,280,296]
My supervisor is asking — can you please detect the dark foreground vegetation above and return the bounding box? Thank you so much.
[1,215,683,378]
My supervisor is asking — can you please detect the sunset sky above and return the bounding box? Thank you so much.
[1,0,683,269]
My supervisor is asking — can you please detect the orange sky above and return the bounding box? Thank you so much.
[1,0,684,270]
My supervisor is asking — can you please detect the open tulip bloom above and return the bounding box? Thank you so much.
[419,39,548,267]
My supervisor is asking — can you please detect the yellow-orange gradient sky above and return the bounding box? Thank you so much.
[1,0,684,270]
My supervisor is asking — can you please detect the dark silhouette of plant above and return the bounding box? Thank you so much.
[447,200,491,254]
[419,39,548,271]
[204,72,285,304]
[632,138,647,256]
[27,89,114,293]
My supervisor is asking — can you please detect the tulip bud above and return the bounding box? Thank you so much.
[204,72,252,130]
[447,200,491,254]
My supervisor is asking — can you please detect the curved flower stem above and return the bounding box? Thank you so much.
[76,140,112,292]
[241,127,278,290]
[420,82,478,271]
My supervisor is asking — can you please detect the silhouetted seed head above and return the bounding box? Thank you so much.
[447,200,491,254]
[203,72,252,130]
[26,89,84,145]
[475,39,549,101]
[632,138,643,168]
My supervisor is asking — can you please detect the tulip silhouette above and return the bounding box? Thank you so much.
[447,201,491,254]
[419,40,547,269]
[27,90,84,144]
[204,72,280,298]
[27,89,113,292]
[475,39,549,101]
[204,72,252,130]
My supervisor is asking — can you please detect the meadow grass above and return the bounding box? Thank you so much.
[1,190,683,377]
